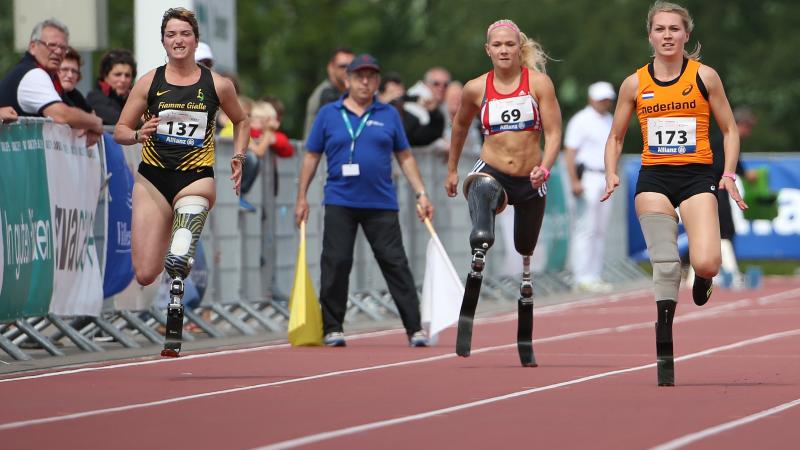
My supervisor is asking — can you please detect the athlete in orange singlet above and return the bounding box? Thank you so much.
[602,1,747,386]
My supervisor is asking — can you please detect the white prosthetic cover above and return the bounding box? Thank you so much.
[165,195,209,280]
[639,213,681,302]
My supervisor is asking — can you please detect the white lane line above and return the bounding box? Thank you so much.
[649,398,800,450]
[0,289,651,383]
[0,326,610,432]
[0,298,788,433]
[249,329,800,450]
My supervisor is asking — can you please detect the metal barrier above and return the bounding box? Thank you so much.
[0,124,647,362]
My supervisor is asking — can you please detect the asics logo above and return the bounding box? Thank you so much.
[681,84,693,96]
[156,90,171,96]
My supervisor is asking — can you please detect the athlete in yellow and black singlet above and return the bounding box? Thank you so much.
[142,64,219,171]
[137,64,219,204]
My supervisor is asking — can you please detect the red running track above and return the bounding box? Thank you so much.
[1,278,799,450]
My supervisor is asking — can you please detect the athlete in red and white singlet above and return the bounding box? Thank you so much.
[480,66,542,135]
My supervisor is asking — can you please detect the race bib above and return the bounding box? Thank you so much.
[487,96,535,132]
[647,117,696,154]
[155,109,208,147]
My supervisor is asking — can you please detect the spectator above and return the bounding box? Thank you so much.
[564,81,616,293]
[378,72,405,105]
[87,49,136,125]
[295,54,433,348]
[303,47,354,139]
[402,67,450,147]
[0,106,18,123]
[0,18,102,142]
[240,100,294,211]
[437,81,481,158]
[261,95,295,196]
[195,42,214,69]
[58,47,92,113]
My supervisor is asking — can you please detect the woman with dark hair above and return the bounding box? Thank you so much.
[87,48,137,124]
[113,7,249,357]
[58,47,92,113]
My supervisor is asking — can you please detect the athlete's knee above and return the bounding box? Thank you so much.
[692,257,720,279]
[165,195,209,279]
[135,271,159,287]
[463,173,507,251]
[640,213,681,301]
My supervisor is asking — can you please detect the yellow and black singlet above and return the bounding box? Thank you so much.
[636,58,711,166]
[142,64,219,171]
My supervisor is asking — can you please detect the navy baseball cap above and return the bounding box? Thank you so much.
[347,54,380,73]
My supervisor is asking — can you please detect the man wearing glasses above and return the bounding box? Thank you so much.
[0,19,102,143]
[303,47,355,139]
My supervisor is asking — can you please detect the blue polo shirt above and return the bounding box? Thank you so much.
[306,95,410,210]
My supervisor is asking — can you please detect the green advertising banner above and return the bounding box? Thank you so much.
[0,121,55,321]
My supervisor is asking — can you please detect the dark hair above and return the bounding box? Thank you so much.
[329,47,353,63]
[379,72,403,93]
[260,95,285,121]
[161,7,199,42]
[64,46,82,66]
[98,49,137,80]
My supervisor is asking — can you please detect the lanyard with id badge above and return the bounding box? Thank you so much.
[340,108,371,177]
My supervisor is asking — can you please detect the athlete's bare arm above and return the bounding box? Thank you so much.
[213,73,250,195]
[445,76,484,197]
[699,64,746,210]
[601,73,638,202]
[529,71,562,186]
[114,70,158,145]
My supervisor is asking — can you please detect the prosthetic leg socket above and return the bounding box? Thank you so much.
[456,174,507,358]
[161,196,209,358]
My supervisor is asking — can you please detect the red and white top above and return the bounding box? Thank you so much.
[480,67,542,135]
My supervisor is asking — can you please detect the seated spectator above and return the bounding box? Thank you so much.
[86,49,136,125]
[0,18,102,142]
[58,47,92,113]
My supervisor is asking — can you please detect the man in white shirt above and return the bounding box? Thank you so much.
[564,81,616,292]
[0,19,102,143]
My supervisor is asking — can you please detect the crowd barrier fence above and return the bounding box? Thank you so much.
[0,119,646,361]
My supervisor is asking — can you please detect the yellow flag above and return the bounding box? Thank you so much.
[288,221,323,346]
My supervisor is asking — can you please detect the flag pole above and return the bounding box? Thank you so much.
[417,204,437,238]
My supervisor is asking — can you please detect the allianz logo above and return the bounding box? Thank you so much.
[732,188,800,236]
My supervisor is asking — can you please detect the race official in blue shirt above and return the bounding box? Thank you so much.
[295,54,434,348]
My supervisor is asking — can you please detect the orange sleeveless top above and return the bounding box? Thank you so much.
[636,58,711,166]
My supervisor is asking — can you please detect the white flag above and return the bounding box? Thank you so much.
[421,233,464,343]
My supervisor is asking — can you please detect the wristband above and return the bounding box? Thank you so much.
[722,172,737,181]
[415,191,427,200]
[539,165,551,181]
[232,153,246,163]
[134,129,139,142]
